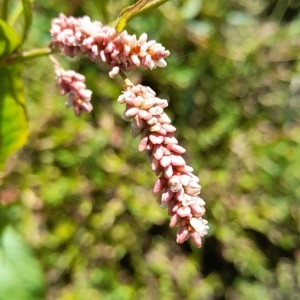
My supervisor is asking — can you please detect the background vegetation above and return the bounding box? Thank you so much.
[1,0,300,299]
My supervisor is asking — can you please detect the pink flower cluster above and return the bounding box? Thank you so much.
[54,66,93,116]
[50,14,170,78]
[118,83,209,247]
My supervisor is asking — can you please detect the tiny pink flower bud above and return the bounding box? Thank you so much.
[185,181,201,196]
[182,195,205,207]
[109,66,120,78]
[131,54,140,66]
[157,128,167,136]
[142,98,156,109]
[138,110,153,120]
[180,174,191,186]
[167,144,186,154]
[149,133,164,145]
[162,124,176,132]
[151,157,159,171]
[191,231,202,248]
[168,175,182,192]
[161,188,174,202]
[153,177,167,193]
[176,206,191,218]
[171,155,186,167]
[159,155,172,167]
[155,98,168,108]
[158,113,171,124]
[133,114,145,129]
[190,204,206,218]
[174,188,185,202]
[78,89,92,100]
[125,107,139,118]
[133,96,144,107]
[164,135,178,145]
[189,218,209,237]
[176,227,190,244]
[138,33,148,44]
[153,145,164,160]
[164,165,173,179]
[155,59,167,68]
[172,201,182,213]
[170,213,181,228]
[147,117,158,125]
[138,135,148,152]
[175,165,194,174]
[148,106,163,116]
[162,147,171,155]
[149,123,162,132]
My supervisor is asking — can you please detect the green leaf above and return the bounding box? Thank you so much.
[115,0,148,32]
[0,226,46,300]
[21,0,33,43]
[0,19,21,57]
[114,0,170,32]
[0,66,28,170]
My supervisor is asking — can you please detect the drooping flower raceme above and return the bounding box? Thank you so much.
[50,14,170,78]
[53,65,93,116]
[118,83,209,247]
[50,14,208,247]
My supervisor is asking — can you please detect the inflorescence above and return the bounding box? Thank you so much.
[50,14,208,247]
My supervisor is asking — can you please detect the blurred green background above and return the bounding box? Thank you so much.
[1,0,300,299]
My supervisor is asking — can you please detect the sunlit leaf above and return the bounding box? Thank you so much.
[21,0,33,43]
[0,19,21,56]
[0,66,28,169]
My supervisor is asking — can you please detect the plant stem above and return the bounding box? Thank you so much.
[2,0,9,20]
[119,70,133,86]
[111,0,171,32]
[0,47,59,68]
[135,0,170,16]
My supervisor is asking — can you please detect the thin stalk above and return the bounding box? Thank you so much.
[2,0,9,20]
[135,0,170,16]
[119,70,133,86]
[0,47,59,68]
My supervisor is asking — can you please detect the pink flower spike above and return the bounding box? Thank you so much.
[115,83,208,246]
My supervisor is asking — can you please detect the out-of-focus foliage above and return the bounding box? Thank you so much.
[1,0,300,299]
[0,18,28,169]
